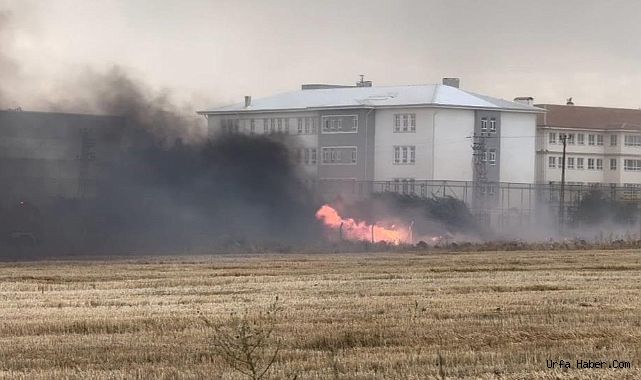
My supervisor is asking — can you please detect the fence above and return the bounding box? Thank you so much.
[309,179,641,228]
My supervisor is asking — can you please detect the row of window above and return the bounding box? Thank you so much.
[321,147,357,164]
[550,132,641,147]
[224,113,421,135]
[549,157,641,171]
[322,116,358,133]
[549,181,641,188]
[548,156,606,170]
[549,132,605,146]
[300,146,421,166]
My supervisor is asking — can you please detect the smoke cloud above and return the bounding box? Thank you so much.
[0,9,326,256]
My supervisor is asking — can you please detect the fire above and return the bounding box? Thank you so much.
[315,204,407,243]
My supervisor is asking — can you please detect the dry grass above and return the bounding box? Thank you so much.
[0,250,640,379]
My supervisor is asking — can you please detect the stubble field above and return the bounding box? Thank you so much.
[0,249,640,379]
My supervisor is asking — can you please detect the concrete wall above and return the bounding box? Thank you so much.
[374,107,434,181]
[433,109,475,181]
[500,112,536,183]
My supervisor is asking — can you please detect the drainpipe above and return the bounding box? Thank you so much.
[364,108,375,183]
[431,109,439,180]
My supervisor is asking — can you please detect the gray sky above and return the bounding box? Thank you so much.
[2,0,641,110]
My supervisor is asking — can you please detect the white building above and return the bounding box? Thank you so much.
[535,103,641,192]
[198,79,542,193]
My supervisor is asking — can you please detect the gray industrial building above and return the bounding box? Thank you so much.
[0,110,125,206]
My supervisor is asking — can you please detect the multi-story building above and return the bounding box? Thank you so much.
[197,79,542,196]
[535,102,641,190]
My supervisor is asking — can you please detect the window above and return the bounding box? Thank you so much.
[303,148,309,164]
[596,158,603,170]
[277,118,282,132]
[488,149,496,165]
[263,119,269,133]
[577,157,584,169]
[610,134,617,146]
[304,118,311,134]
[548,156,556,168]
[322,116,357,133]
[567,133,575,145]
[625,135,641,146]
[624,159,641,171]
[393,146,416,164]
[284,119,289,133]
[298,118,303,134]
[588,134,595,146]
[577,134,585,145]
[321,147,356,165]
[558,156,563,168]
[311,148,317,165]
[587,158,595,170]
[312,118,318,134]
[393,178,415,194]
[596,134,603,146]
[610,158,617,170]
[250,119,255,134]
[393,114,416,133]
[559,133,575,144]
[270,119,276,132]
[549,132,557,144]
[489,118,497,133]
[481,118,488,133]
[567,157,575,169]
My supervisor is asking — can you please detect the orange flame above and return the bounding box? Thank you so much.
[315,204,407,243]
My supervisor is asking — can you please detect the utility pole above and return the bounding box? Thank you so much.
[472,134,488,210]
[559,134,568,228]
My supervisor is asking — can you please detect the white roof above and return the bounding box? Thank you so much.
[197,84,543,114]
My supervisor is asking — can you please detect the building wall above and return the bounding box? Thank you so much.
[500,112,537,183]
[206,111,321,177]
[317,108,375,181]
[0,111,124,204]
[433,109,475,181]
[374,107,436,181]
[537,127,641,186]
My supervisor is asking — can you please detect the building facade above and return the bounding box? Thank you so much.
[535,103,641,191]
[198,80,542,196]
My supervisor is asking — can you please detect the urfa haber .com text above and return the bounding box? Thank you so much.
[547,359,631,369]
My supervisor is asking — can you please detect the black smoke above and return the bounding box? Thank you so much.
[0,15,325,256]
[46,69,324,254]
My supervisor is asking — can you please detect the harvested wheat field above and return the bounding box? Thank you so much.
[0,249,640,379]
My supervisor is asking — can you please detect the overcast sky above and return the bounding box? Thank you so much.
[2,0,641,110]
